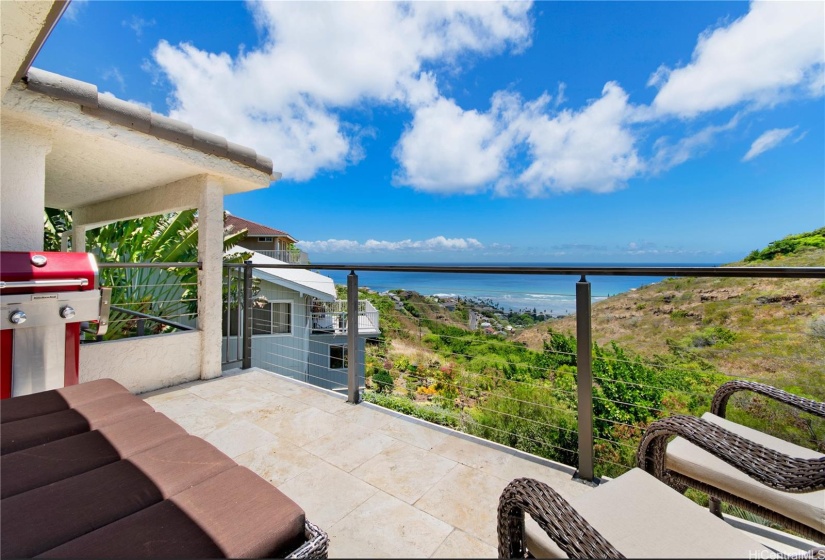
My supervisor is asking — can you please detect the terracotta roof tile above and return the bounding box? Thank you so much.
[225,215,295,241]
[24,68,275,177]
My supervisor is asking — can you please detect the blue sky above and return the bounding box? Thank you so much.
[37,1,824,263]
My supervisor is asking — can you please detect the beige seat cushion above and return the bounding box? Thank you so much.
[666,412,824,533]
[524,468,769,558]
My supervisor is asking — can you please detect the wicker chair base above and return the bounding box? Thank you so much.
[286,520,329,559]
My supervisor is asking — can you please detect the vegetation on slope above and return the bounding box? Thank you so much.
[359,229,824,480]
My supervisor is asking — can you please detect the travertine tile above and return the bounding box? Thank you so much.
[197,383,282,414]
[335,403,396,430]
[430,435,511,477]
[303,422,397,472]
[235,441,324,486]
[328,491,453,558]
[142,389,202,410]
[203,419,280,458]
[149,394,235,438]
[252,406,341,447]
[351,442,457,504]
[140,382,200,403]
[432,529,497,558]
[414,464,509,547]
[290,387,351,414]
[278,462,378,528]
[239,394,307,423]
[378,416,450,451]
[146,369,599,558]
[186,376,258,399]
[495,455,590,501]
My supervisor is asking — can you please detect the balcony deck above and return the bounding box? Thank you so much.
[142,368,819,558]
[141,368,592,558]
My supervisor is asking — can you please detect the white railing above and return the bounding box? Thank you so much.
[257,249,309,264]
[311,300,380,335]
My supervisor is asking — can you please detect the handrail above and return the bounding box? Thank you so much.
[98,262,201,269]
[239,263,825,279]
[0,278,89,289]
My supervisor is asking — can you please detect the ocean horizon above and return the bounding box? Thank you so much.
[317,262,724,316]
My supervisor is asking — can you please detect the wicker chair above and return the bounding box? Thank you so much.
[497,467,823,558]
[637,381,825,543]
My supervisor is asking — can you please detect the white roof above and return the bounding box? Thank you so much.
[225,250,336,301]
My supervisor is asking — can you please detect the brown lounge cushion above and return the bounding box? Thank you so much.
[1,435,237,558]
[1,412,187,499]
[0,378,129,424]
[39,467,307,559]
[0,392,154,455]
[0,379,311,559]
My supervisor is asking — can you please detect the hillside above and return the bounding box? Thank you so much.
[351,229,824,478]
[515,233,825,398]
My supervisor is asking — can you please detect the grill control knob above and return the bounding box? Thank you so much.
[60,306,76,320]
[9,310,27,325]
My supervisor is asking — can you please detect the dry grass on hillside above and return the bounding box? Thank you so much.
[515,250,825,397]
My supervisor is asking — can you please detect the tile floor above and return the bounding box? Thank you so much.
[142,368,593,558]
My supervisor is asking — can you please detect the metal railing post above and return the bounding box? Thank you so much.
[242,261,253,370]
[347,270,360,404]
[576,275,595,481]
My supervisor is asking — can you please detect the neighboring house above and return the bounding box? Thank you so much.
[225,214,308,264]
[223,250,380,392]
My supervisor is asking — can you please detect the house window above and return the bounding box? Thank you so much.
[259,236,273,242]
[329,345,348,369]
[252,301,292,335]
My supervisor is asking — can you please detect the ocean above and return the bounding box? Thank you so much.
[320,263,723,316]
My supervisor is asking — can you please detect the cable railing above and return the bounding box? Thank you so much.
[83,262,201,342]
[218,262,824,483]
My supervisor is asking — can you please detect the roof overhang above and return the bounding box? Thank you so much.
[1,70,277,210]
[227,251,336,302]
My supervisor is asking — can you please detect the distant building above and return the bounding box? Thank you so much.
[225,214,308,264]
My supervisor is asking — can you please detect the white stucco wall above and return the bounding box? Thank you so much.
[79,331,202,394]
[0,119,51,251]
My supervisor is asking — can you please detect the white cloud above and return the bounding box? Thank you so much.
[394,82,643,196]
[650,114,740,173]
[742,127,797,162]
[153,1,532,181]
[651,1,825,118]
[63,0,88,22]
[393,96,511,194]
[297,236,484,253]
[123,16,156,38]
[508,82,643,195]
[102,67,126,92]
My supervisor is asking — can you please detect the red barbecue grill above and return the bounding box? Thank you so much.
[0,251,110,398]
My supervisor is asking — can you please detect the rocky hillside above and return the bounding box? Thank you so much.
[515,230,825,398]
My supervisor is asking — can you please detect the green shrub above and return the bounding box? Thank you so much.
[372,369,394,393]
[744,227,825,261]
[363,392,460,428]
[687,327,737,348]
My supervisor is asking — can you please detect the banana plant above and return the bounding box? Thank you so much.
[44,209,252,340]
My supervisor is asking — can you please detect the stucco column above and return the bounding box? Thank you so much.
[71,224,87,252]
[198,177,224,379]
[0,120,51,251]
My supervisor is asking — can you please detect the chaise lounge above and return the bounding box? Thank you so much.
[0,378,329,558]
[641,381,824,542]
